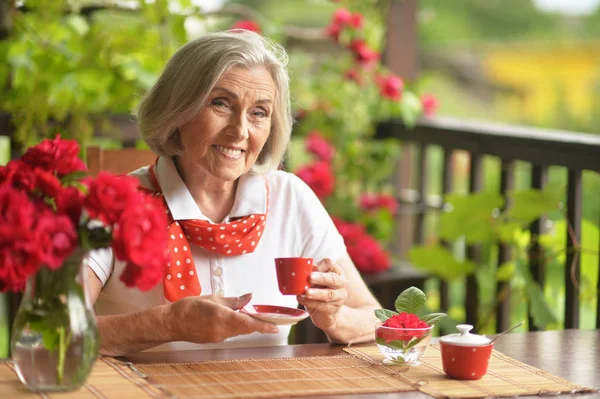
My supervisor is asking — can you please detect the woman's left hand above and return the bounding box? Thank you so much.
[297,258,348,330]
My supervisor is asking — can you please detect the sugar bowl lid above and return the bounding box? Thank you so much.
[440,324,491,346]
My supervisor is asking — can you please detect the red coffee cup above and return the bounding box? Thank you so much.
[274,257,313,295]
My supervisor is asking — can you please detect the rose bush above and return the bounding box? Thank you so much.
[242,2,439,275]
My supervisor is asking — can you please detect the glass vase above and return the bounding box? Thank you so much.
[10,248,99,392]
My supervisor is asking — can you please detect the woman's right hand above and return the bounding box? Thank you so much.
[163,293,279,343]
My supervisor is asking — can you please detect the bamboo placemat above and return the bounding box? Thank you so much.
[345,344,598,398]
[118,354,416,399]
[0,357,163,398]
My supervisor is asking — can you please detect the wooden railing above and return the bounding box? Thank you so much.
[377,117,600,332]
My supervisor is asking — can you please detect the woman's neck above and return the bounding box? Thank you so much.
[173,157,237,223]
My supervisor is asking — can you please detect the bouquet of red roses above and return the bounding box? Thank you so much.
[0,135,169,293]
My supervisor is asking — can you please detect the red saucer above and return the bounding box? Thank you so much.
[241,305,309,325]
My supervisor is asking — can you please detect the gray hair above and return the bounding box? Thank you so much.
[135,30,293,173]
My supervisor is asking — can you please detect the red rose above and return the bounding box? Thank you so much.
[377,74,404,101]
[325,22,342,42]
[21,135,86,176]
[379,312,430,342]
[0,161,37,192]
[421,94,439,117]
[359,193,397,215]
[350,12,364,29]
[347,234,390,274]
[0,184,41,292]
[296,161,335,200]
[332,8,353,26]
[333,218,391,274]
[333,218,365,242]
[34,168,63,198]
[112,197,169,291]
[84,172,143,225]
[0,183,36,232]
[34,211,78,270]
[343,68,364,85]
[56,187,84,224]
[305,131,335,162]
[0,243,40,292]
[348,39,380,65]
[232,20,261,33]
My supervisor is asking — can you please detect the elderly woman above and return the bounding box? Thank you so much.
[88,30,381,356]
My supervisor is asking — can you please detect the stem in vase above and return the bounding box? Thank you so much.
[57,326,66,385]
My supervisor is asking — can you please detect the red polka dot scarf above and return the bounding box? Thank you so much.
[146,162,268,302]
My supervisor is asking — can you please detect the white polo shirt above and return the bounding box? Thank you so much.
[88,156,346,351]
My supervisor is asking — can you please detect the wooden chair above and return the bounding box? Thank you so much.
[86,146,157,176]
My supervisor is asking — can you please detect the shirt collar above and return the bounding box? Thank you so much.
[155,156,267,223]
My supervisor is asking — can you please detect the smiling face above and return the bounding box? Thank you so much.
[176,66,276,182]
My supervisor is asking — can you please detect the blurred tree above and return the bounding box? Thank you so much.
[419,0,567,44]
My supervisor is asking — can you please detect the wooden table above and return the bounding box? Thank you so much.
[122,329,600,399]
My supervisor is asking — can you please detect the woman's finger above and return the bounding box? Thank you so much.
[310,271,347,289]
[303,287,347,304]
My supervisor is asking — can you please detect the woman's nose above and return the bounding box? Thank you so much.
[228,112,249,140]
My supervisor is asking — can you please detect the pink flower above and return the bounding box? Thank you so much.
[360,193,397,215]
[332,8,353,26]
[348,39,380,65]
[333,218,391,274]
[232,20,261,33]
[343,68,364,85]
[325,23,342,42]
[305,131,335,162]
[421,94,439,116]
[296,161,336,200]
[350,13,364,29]
[377,74,404,101]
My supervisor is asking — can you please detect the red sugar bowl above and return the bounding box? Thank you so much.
[440,324,493,380]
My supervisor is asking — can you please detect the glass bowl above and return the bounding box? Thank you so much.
[375,323,434,365]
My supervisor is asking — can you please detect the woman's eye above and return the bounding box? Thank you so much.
[212,99,228,107]
[253,108,268,118]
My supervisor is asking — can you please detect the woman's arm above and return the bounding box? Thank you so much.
[87,268,279,356]
[297,252,381,344]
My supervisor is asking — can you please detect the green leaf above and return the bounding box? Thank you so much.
[61,171,88,184]
[420,313,447,325]
[408,244,476,280]
[395,287,426,314]
[66,15,89,36]
[507,188,561,225]
[496,261,516,282]
[375,309,398,322]
[440,193,504,244]
[403,331,431,351]
[527,282,558,329]
[80,224,112,250]
[398,91,423,128]
[375,337,405,350]
[495,222,522,244]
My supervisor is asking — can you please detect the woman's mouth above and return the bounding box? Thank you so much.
[213,145,244,160]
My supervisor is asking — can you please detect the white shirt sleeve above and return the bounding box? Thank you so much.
[287,173,347,264]
[87,247,114,286]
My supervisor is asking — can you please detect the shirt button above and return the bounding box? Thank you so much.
[216,289,224,296]
[214,267,223,277]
